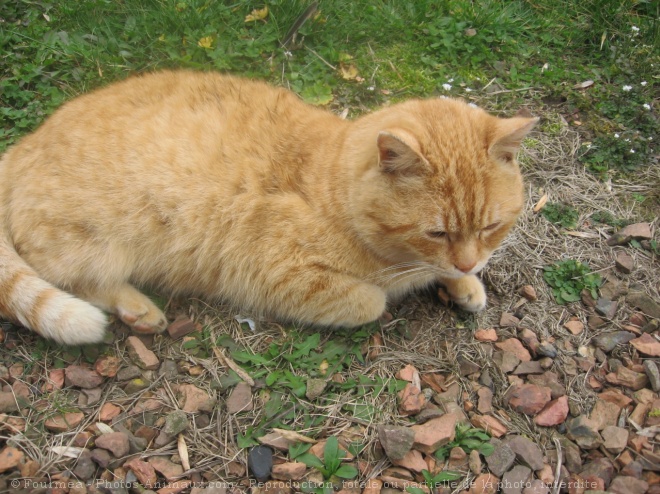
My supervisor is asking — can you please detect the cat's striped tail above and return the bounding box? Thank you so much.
[0,235,108,345]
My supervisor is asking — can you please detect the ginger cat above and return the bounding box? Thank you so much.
[0,70,537,345]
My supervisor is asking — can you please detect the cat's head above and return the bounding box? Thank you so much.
[349,98,538,279]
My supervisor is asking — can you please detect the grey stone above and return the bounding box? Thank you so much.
[158,360,179,380]
[95,432,130,458]
[620,460,643,478]
[458,356,480,376]
[0,392,28,413]
[112,423,148,453]
[414,408,444,424]
[80,387,102,406]
[73,448,96,480]
[493,351,520,373]
[606,233,631,246]
[91,448,112,468]
[485,440,516,477]
[595,298,617,319]
[579,458,614,487]
[644,360,660,392]
[163,410,189,436]
[537,341,558,358]
[627,290,660,319]
[600,275,628,300]
[642,319,660,334]
[512,361,544,375]
[619,222,652,239]
[154,431,173,448]
[601,426,628,453]
[557,436,583,473]
[522,479,549,494]
[116,365,141,381]
[615,252,634,274]
[504,435,544,471]
[566,416,602,449]
[501,465,532,494]
[592,331,635,352]
[248,445,273,482]
[306,378,327,400]
[378,424,415,460]
[608,476,648,494]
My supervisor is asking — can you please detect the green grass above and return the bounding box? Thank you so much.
[542,202,580,229]
[2,0,657,176]
[543,259,602,305]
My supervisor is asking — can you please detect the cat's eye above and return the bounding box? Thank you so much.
[483,222,501,231]
[426,230,447,239]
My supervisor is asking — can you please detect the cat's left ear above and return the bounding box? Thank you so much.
[377,129,430,175]
[489,116,539,164]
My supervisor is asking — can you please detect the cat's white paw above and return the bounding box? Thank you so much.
[443,275,487,312]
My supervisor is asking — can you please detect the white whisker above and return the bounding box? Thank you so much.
[364,261,429,280]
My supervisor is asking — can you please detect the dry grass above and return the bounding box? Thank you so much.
[0,101,658,489]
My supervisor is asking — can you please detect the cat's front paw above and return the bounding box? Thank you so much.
[442,275,487,312]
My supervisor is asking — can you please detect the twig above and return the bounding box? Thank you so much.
[304,46,337,70]
[213,347,255,386]
[552,437,562,494]
[487,87,535,95]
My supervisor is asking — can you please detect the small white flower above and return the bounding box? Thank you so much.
[630,149,635,153]
[649,137,653,141]
[622,85,633,91]
[625,138,631,142]
[614,133,620,138]
[468,103,478,108]
[367,86,375,91]
[641,81,648,86]
[448,78,454,83]
[442,83,452,91]
[643,103,651,110]
[465,88,472,92]
[631,26,640,32]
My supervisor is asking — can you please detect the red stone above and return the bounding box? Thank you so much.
[534,395,569,426]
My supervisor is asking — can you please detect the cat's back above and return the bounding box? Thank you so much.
[4,71,301,167]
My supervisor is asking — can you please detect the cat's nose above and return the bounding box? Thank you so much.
[454,261,476,273]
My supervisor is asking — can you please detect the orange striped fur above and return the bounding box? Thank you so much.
[0,70,537,344]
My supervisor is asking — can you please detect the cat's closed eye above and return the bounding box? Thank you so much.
[426,230,447,239]
[483,221,500,231]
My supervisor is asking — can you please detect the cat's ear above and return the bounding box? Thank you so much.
[489,116,539,164]
[377,129,430,175]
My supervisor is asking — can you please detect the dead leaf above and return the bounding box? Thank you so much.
[319,359,329,375]
[50,446,84,458]
[245,6,268,23]
[563,231,600,239]
[339,61,359,80]
[96,422,114,434]
[197,36,214,49]
[213,347,255,386]
[532,194,548,213]
[271,428,316,444]
[573,80,594,90]
[178,434,191,471]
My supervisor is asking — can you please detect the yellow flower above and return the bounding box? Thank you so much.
[245,6,268,23]
[197,36,214,49]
